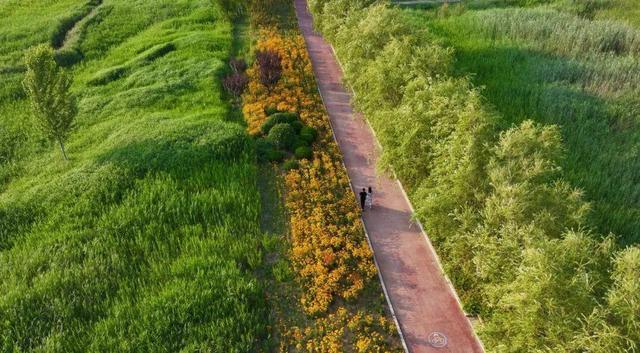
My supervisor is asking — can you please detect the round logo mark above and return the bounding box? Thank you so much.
[428,331,448,348]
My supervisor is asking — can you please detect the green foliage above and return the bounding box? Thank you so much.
[23,45,77,160]
[574,246,640,352]
[290,119,304,133]
[87,65,126,85]
[272,258,293,282]
[282,158,300,171]
[264,106,279,116]
[299,125,318,143]
[483,121,589,235]
[256,138,275,163]
[0,0,273,351]
[310,0,640,350]
[260,112,298,135]
[294,146,313,160]
[292,138,310,151]
[267,149,286,162]
[480,231,615,352]
[267,123,296,150]
[426,7,640,243]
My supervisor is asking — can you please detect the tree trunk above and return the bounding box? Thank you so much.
[59,139,68,160]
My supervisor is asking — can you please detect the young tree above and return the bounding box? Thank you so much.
[23,45,77,160]
[255,50,282,90]
[574,246,640,352]
[223,73,249,98]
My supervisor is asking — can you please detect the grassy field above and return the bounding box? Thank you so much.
[0,0,274,351]
[404,3,640,244]
[597,0,640,27]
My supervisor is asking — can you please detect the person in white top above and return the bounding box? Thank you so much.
[366,186,373,209]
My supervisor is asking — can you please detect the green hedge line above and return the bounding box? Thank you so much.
[308,1,639,351]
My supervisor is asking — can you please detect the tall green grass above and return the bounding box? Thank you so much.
[0,0,272,351]
[414,7,640,244]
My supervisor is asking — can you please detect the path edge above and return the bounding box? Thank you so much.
[331,43,487,352]
[293,2,411,352]
[295,1,486,351]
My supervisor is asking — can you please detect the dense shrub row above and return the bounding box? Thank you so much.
[309,1,639,351]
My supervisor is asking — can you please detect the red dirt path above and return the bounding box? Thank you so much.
[295,1,485,352]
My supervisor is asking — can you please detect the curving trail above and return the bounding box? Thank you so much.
[55,0,103,55]
[295,1,485,352]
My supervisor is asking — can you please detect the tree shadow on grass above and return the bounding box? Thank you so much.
[94,121,254,180]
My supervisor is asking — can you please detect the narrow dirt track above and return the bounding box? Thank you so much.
[295,1,485,352]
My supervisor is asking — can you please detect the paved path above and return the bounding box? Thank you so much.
[295,1,485,352]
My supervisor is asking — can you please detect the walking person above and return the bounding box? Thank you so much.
[366,186,373,209]
[359,188,368,211]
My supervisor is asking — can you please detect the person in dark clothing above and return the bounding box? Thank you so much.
[359,188,368,210]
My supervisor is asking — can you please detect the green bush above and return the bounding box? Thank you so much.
[260,112,298,135]
[290,119,304,133]
[267,123,296,150]
[294,146,313,160]
[256,138,275,163]
[264,106,279,116]
[267,149,285,162]
[283,158,299,171]
[292,138,310,151]
[299,126,318,144]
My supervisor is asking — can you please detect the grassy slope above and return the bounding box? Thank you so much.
[594,0,640,27]
[0,0,90,183]
[0,1,271,352]
[404,6,640,244]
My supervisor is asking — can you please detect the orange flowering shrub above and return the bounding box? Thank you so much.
[283,307,402,353]
[286,153,376,314]
[243,29,326,135]
[241,20,401,352]
[245,29,377,315]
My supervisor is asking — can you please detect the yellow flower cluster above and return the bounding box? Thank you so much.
[283,307,402,353]
[242,28,324,135]
[286,153,376,314]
